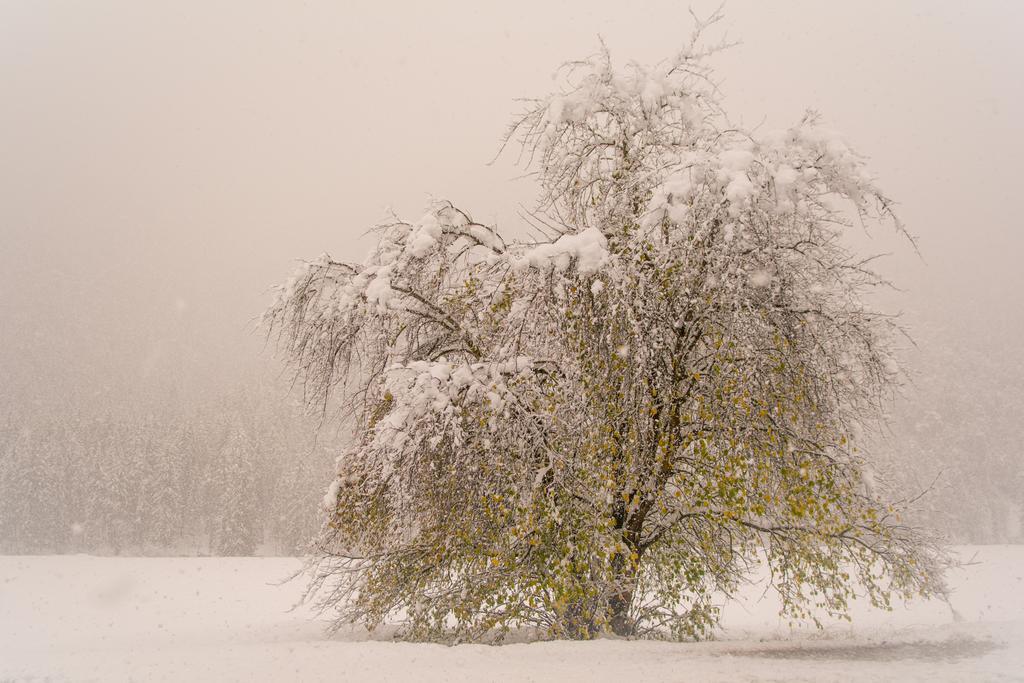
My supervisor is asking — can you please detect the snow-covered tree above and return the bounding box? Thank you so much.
[267,15,946,641]
[208,426,261,556]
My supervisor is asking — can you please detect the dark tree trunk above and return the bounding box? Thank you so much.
[608,555,639,637]
[563,599,600,639]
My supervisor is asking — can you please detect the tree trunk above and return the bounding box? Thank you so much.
[563,599,599,639]
[608,555,639,637]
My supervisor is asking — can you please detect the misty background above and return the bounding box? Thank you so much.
[1,0,1022,554]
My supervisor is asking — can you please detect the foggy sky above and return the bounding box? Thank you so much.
[2,0,1022,415]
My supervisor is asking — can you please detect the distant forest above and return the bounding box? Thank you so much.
[0,375,337,556]
[1,325,1021,555]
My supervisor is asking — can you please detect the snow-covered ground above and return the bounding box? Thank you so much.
[1,547,1022,682]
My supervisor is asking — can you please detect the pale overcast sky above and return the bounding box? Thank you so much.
[2,0,1021,407]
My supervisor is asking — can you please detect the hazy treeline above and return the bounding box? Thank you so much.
[0,377,337,556]
[0,323,1020,555]
[883,321,1024,545]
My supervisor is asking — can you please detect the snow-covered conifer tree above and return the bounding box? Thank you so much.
[267,12,946,641]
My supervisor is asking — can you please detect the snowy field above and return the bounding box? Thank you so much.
[1,547,1022,682]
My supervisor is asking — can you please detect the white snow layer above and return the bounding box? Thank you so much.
[1,546,1022,682]
[514,227,609,275]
